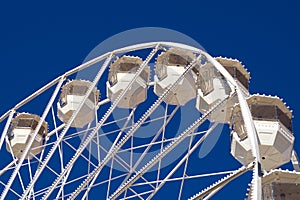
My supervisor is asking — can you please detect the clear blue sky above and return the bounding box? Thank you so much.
[0,1,299,199]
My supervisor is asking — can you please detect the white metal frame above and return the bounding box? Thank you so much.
[0,42,265,200]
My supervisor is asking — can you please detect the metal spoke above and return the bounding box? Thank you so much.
[146,123,218,199]
[22,54,114,200]
[109,98,229,199]
[1,77,65,200]
[67,52,204,199]
[188,163,254,200]
[0,41,291,200]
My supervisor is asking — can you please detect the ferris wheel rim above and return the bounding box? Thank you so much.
[0,41,263,200]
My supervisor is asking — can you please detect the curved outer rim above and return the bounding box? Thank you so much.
[0,41,262,199]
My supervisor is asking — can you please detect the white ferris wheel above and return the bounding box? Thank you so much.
[0,42,299,200]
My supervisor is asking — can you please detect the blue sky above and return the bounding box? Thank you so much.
[0,0,299,199]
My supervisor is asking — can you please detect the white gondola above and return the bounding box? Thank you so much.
[57,80,100,128]
[154,48,196,105]
[230,94,294,171]
[106,56,150,108]
[195,57,250,123]
[6,113,48,159]
[247,169,300,199]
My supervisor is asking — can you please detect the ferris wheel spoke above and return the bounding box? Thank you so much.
[155,103,169,188]
[86,127,93,200]
[29,154,60,177]
[110,107,137,160]
[92,138,130,171]
[81,137,156,199]
[71,145,155,199]
[62,140,98,168]
[54,167,72,200]
[95,98,101,163]
[33,173,90,198]
[108,97,229,200]
[20,53,114,200]
[81,107,137,199]
[118,105,180,187]
[41,45,160,200]
[53,124,97,200]
[6,137,26,194]
[51,106,64,171]
[121,189,154,200]
[0,77,66,200]
[42,126,90,148]
[0,180,21,198]
[71,172,128,196]
[95,113,173,141]
[66,53,205,200]
[90,135,166,183]
[113,131,206,154]
[130,170,235,188]
[47,123,65,139]
[60,123,150,197]
[188,162,254,200]
[114,105,185,192]
[130,111,134,172]
[105,157,115,199]
[128,187,144,200]
[178,127,194,200]
[106,109,177,153]
[27,157,36,200]
[0,159,16,177]
[146,122,218,199]
[0,110,15,150]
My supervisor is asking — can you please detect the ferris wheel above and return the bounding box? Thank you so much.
[0,41,299,200]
